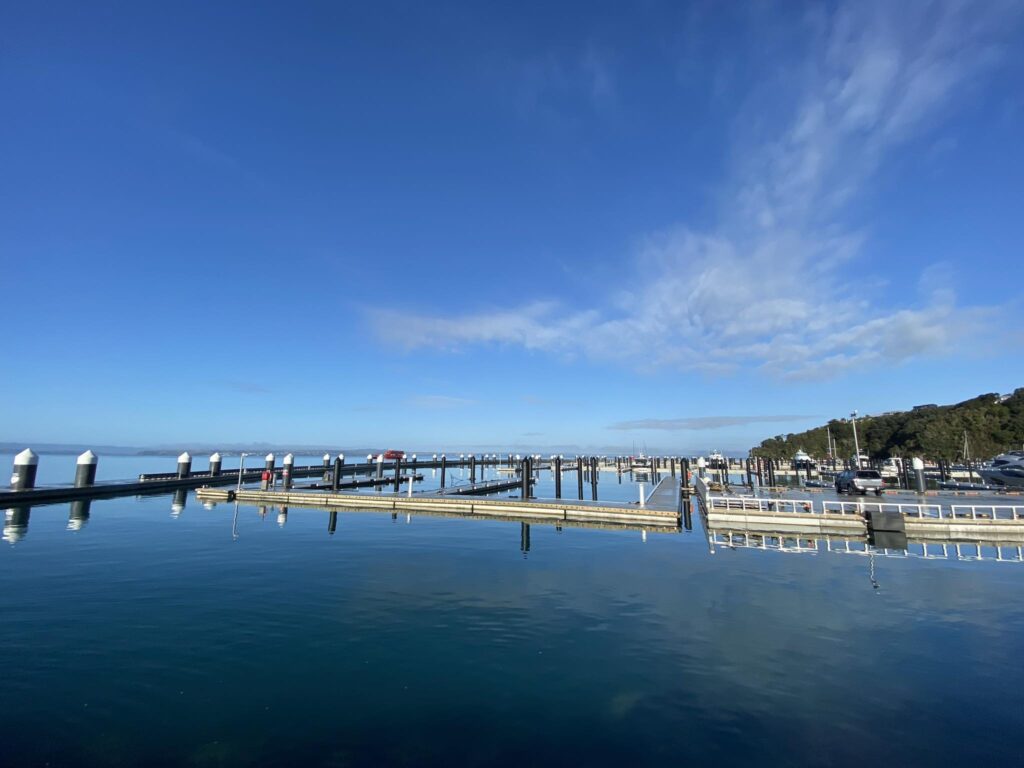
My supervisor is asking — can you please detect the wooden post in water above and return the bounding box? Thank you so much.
[440,455,447,488]
[520,457,531,499]
[554,456,562,498]
[332,456,342,491]
[470,454,476,483]
[590,456,598,500]
[209,452,222,477]
[393,457,402,492]
[577,457,584,500]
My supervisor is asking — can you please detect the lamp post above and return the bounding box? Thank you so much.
[850,412,861,469]
[237,452,250,493]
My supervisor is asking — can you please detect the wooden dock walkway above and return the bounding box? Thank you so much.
[195,487,681,530]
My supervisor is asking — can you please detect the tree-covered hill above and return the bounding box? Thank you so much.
[752,389,1024,461]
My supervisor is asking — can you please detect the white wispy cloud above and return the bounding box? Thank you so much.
[406,394,478,409]
[372,1,1017,379]
[609,415,816,431]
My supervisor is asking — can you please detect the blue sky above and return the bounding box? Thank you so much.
[3,0,1023,453]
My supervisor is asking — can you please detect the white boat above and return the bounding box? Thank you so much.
[979,451,1024,488]
[793,449,815,469]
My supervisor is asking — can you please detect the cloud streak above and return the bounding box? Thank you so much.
[609,415,816,431]
[372,1,1016,379]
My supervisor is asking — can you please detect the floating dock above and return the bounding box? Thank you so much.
[196,478,682,531]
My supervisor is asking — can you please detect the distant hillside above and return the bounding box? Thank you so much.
[752,389,1024,461]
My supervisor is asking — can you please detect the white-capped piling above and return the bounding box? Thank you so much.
[912,457,926,494]
[75,450,98,487]
[209,452,222,477]
[265,453,276,473]
[322,453,331,469]
[176,452,192,479]
[11,449,38,491]
[376,453,384,480]
[440,454,447,488]
[283,453,295,490]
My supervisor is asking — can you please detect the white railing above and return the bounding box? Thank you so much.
[822,500,944,518]
[708,495,824,514]
[948,505,1024,521]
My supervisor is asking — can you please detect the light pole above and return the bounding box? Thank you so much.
[237,452,250,493]
[850,411,861,469]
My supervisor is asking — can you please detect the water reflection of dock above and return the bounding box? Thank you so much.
[695,475,1024,564]
[707,528,1024,564]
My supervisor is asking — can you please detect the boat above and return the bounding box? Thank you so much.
[979,451,1024,488]
[793,449,816,470]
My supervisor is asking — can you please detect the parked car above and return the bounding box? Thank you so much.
[835,469,885,496]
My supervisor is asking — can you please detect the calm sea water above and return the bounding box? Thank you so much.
[2,468,1023,766]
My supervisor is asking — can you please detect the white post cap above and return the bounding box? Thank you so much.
[912,457,925,470]
[209,452,222,462]
[367,454,373,460]
[433,454,437,460]
[14,448,38,466]
[337,453,345,461]
[411,454,417,460]
[283,453,294,464]
[77,450,98,465]
[697,456,707,468]
[376,454,383,463]
[265,453,275,461]
[323,453,331,461]
[178,452,191,463]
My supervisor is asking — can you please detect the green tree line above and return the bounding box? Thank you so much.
[751,389,1024,461]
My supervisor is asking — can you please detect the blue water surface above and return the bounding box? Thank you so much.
[1,485,1022,767]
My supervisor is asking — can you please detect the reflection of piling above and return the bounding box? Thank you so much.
[328,510,337,535]
[682,499,692,531]
[68,499,91,530]
[75,450,98,487]
[4,506,31,543]
[520,522,530,554]
[554,457,562,498]
[277,507,288,527]
[12,449,39,490]
[171,488,187,516]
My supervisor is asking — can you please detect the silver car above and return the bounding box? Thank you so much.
[835,469,885,496]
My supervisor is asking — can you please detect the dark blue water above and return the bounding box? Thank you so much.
[2,490,1022,767]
